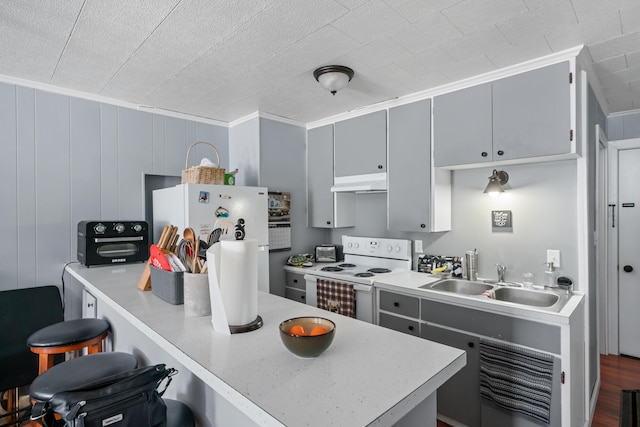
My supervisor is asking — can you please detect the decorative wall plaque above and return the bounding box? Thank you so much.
[492,210,512,232]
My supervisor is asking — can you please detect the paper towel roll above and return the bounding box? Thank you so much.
[207,239,258,329]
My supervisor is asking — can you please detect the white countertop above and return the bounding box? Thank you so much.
[66,264,465,427]
[372,271,584,325]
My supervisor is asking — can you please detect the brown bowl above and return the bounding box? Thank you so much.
[279,317,336,358]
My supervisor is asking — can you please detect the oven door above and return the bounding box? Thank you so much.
[304,275,374,323]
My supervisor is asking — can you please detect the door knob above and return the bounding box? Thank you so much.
[624,265,633,273]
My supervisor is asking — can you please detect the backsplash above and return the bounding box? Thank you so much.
[331,160,578,287]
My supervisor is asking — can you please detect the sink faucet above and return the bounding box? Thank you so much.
[496,264,506,282]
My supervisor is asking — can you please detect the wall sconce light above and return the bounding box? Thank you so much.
[313,65,354,95]
[483,169,509,196]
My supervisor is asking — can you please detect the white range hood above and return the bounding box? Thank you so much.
[331,173,387,193]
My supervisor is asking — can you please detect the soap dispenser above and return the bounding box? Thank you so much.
[544,262,558,288]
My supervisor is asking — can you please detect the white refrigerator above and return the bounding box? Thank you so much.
[152,184,270,292]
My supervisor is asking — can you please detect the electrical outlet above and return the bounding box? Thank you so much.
[414,240,423,253]
[547,250,560,268]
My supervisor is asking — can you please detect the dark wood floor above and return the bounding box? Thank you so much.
[437,353,640,427]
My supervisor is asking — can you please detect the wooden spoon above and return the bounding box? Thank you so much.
[192,239,200,273]
[183,227,196,244]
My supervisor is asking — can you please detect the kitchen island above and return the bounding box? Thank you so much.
[65,263,465,427]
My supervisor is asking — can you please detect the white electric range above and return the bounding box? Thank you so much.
[304,235,412,323]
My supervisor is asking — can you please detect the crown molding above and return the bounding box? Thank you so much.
[0,73,229,127]
[230,111,306,128]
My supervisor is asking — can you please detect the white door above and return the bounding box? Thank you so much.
[618,148,640,357]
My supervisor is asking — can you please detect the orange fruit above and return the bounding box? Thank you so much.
[289,325,306,335]
[309,326,328,336]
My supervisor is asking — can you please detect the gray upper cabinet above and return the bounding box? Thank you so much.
[434,83,492,167]
[434,61,574,168]
[334,110,386,177]
[388,100,431,232]
[307,124,355,228]
[389,99,451,232]
[493,61,571,160]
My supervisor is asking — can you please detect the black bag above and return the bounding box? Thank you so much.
[32,364,176,427]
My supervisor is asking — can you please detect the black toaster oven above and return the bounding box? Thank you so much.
[77,221,149,266]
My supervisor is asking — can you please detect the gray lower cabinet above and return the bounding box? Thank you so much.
[377,290,420,337]
[284,271,306,304]
[378,290,420,318]
[377,288,574,426]
[378,312,420,337]
[334,110,386,178]
[421,324,481,427]
[307,124,355,228]
[433,61,573,168]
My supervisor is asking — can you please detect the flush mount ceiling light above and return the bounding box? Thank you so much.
[483,169,509,196]
[313,65,354,95]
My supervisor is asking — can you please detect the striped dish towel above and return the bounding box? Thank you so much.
[316,279,356,318]
[479,339,554,425]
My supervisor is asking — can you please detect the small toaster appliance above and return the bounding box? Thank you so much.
[78,221,149,266]
[315,244,344,263]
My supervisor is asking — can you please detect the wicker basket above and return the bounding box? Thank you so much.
[181,141,226,185]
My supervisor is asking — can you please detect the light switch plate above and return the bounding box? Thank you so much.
[547,250,560,268]
[414,240,423,253]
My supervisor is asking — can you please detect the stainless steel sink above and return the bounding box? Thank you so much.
[422,279,494,295]
[492,287,559,307]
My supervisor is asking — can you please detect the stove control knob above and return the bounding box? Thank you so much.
[387,246,393,252]
[354,243,359,249]
[394,246,401,252]
[114,223,125,233]
[93,223,107,234]
[347,242,352,248]
[133,224,143,232]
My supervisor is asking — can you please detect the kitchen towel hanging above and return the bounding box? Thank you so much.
[207,239,259,334]
[316,279,355,318]
[479,339,554,425]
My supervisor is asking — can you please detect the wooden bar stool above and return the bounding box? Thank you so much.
[27,318,111,374]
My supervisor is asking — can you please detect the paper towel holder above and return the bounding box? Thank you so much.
[229,315,263,334]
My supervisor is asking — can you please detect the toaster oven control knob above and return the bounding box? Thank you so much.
[133,224,143,232]
[114,223,126,233]
[93,223,107,234]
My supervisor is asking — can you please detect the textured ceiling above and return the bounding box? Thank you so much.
[1,0,639,124]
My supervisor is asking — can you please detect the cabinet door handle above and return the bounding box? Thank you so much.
[624,265,633,273]
[301,295,305,301]
[420,224,426,229]
[293,279,298,283]
[468,342,475,348]
[326,221,331,225]
[408,325,414,331]
[481,152,488,157]
[497,150,504,156]
[378,164,383,169]
[393,302,400,307]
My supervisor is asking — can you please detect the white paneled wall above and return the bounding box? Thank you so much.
[0,82,229,291]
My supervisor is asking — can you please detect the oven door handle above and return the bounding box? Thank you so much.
[93,236,145,243]
[304,275,372,293]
